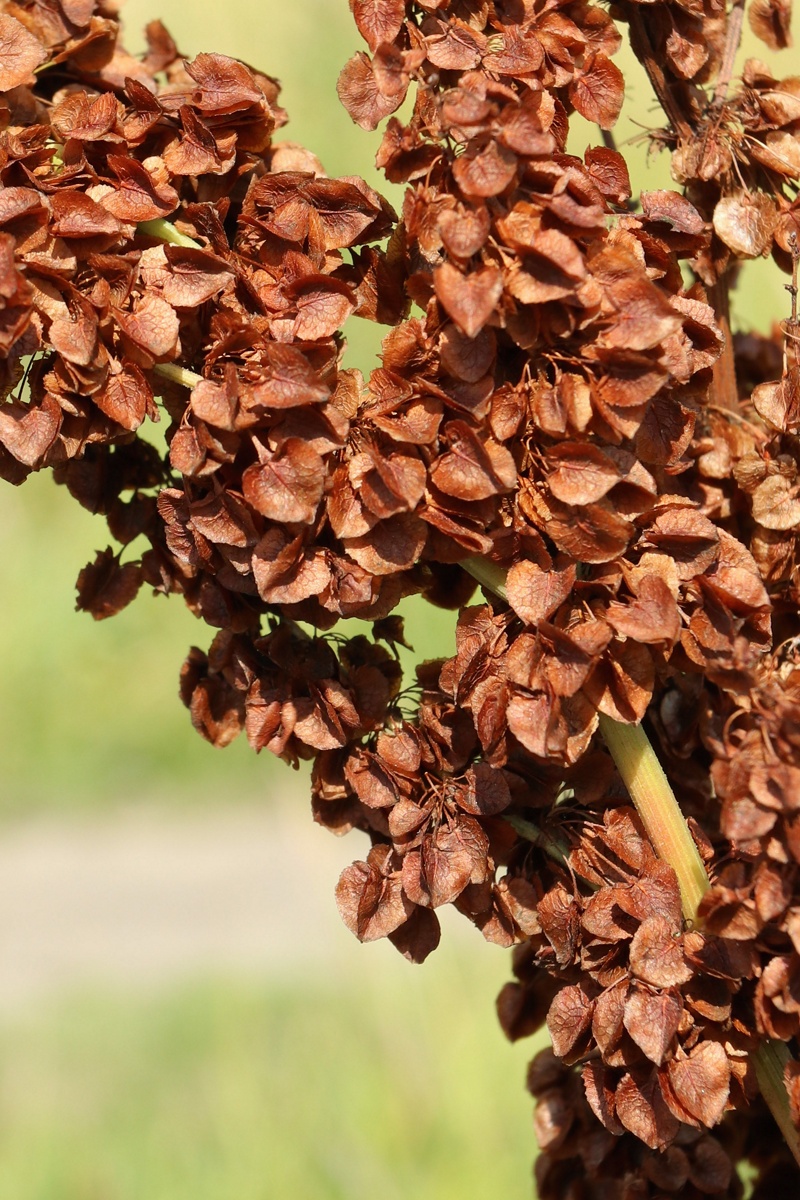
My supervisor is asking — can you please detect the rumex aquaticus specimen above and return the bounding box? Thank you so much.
[4,0,800,1191]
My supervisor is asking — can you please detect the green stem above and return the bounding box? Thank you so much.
[461,555,509,600]
[153,363,205,389]
[504,814,570,869]
[47,141,64,170]
[137,219,202,250]
[753,1040,800,1168]
[597,715,709,926]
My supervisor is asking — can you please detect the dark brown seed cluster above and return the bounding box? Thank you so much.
[0,9,284,482]
[527,1046,800,1200]
[497,803,760,1149]
[5,0,800,1192]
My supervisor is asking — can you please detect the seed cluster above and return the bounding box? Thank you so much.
[4,0,800,1190]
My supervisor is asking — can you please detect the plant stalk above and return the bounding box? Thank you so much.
[708,277,740,412]
[753,1039,800,1168]
[137,219,202,250]
[712,0,746,108]
[462,555,510,600]
[622,4,694,141]
[504,814,570,869]
[596,714,709,925]
[153,362,205,389]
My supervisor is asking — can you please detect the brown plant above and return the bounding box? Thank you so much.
[4,0,800,1190]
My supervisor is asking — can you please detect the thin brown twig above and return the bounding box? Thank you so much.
[623,5,694,142]
[713,0,747,108]
[705,403,765,436]
[785,231,799,327]
[708,276,740,412]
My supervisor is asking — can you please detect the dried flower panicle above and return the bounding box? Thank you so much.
[5,0,800,1192]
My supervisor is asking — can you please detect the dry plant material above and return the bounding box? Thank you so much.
[3,0,800,1192]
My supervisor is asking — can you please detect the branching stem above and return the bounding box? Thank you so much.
[623,5,694,141]
[460,558,709,921]
[153,362,204,389]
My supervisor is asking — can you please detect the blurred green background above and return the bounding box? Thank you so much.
[0,3,795,1198]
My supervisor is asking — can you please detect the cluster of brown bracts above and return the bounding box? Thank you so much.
[3,0,800,1192]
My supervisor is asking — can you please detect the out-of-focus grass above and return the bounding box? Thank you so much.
[1,472,273,812]
[0,958,545,1200]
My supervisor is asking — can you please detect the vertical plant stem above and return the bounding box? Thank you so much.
[753,1040,800,1168]
[596,714,709,924]
[713,0,746,107]
[622,5,694,141]
[709,276,739,412]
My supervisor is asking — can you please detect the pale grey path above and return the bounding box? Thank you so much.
[0,795,389,1010]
